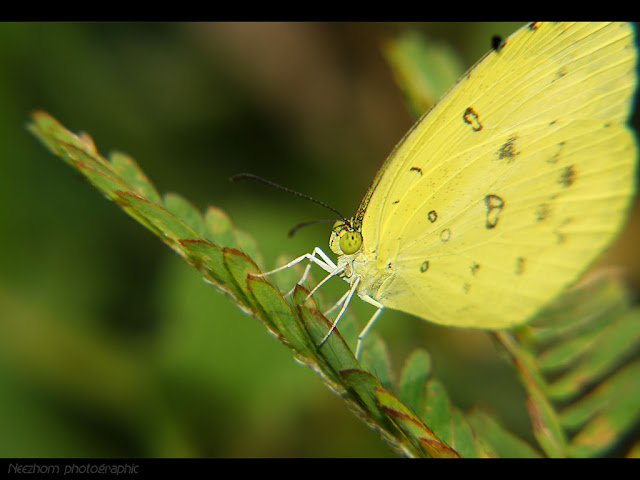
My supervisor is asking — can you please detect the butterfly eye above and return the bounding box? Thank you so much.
[339,230,362,255]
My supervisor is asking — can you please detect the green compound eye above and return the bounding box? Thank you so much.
[339,230,362,255]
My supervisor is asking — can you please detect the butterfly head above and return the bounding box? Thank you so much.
[330,219,363,256]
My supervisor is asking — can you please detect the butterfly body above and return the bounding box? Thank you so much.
[258,22,638,357]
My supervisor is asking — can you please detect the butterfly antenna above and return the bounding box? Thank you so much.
[231,173,346,220]
[287,218,337,238]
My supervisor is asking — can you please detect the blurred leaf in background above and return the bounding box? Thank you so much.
[2,22,639,457]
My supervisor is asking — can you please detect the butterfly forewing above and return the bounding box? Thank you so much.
[358,22,638,328]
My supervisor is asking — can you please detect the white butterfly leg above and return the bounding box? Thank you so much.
[253,247,336,295]
[317,285,385,360]
[354,297,385,360]
[269,248,337,297]
[303,262,346,303]
[323,287,351,317]
[318,276,361,348]
[256,248,370,358]
[297,247,337,282]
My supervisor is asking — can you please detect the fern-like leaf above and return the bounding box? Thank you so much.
[33,110,512,457]
[496,273,640,457]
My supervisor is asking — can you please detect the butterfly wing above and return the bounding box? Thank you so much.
[359,22,638,328]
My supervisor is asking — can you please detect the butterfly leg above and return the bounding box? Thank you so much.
[354,297,385,360]
[254,248,335,278]
[303,262,346,303]
[318,276,361,349]
[251,247,336,295]
[290,247,337,296]
[281,248,337,297]
[323,287,351,317]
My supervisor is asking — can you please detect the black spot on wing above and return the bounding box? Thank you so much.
[558,165,576,187]
[428,210,437,223]
[535,202,550,222]
[410,166,423,175]
[497,135,519,163]
[546,141,565,164]
[492,35,506,51]
[484,194,505,229]
[463,107,483,132]
[420,261,430,273]
[515,257,525,275]
[554,66,568,81]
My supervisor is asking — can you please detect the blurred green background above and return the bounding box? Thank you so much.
[2,22,639,457]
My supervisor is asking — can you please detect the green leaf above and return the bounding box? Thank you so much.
[341,369,390,427]
[375,387,460,458]
[397,349,431,416]
[359,333,394,392]
[467,409,542,458]
[381,30,465,116]
[204,205,241,250]
[109,151,163,204]
[496,273,640,458]
[178,239,236,296]
[246,275,314,358]
[117,191,201,254]
[163,193,208,240]
[424,378,462,448]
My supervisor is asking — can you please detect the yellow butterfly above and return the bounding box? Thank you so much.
[254,22,639,359]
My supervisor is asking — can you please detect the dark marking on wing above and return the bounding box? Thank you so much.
[428,210,438,223]
[420,261,430,273]
[515,257,525,275]
[535,203,550,222]
[410,166,423,175]
[492,35,506,51]
[463,107,483,132]
[558,165,576,187]
[529,22,541,31]
[471,263,480,276]
[546,141,565,164]
[554,66,568,81]
[554,218,572,245]
[392,200,400,205]
[497,135,519,163]
[484,194,505,229]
